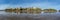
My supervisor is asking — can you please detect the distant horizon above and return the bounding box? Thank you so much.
[1,7,60,10]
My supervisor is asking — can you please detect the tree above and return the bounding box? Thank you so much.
[27,7,42,13]
[43,8,57,13]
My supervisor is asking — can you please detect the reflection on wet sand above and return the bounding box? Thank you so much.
[0,12,60,20]
[0,11,60,20]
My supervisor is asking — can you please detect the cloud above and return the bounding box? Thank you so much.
[0,4,20,10]
[0,0,60,10]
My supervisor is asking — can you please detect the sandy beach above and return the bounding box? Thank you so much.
[0,12,60,20]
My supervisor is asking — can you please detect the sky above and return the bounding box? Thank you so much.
[0,0,60,10]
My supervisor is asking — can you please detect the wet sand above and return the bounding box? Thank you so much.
[0,11,60,20]
[0,13,60,20]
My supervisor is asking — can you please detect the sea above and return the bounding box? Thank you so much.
[0,11,60,20]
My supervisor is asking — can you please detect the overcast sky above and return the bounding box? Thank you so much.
[0,0,60,10]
